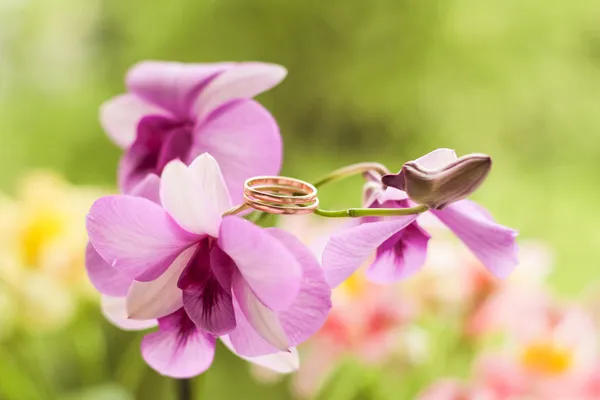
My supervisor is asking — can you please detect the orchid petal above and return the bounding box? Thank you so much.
[193,62,287,120]
[219,216,302,311]
[160,154,232,237]
[413,148,457,170]
[372,187,409,205]
[266,228,332,346]
[227,295,276,357]
[100,296,157,331]
[141,309,216,378]
[322,217,418,288]
[367,223,430,283]
[127,173,162,204]
[87,195,196,281]
[99,94,169,148]
[221,337,299,373]
[86,243,132,297]
[432,200,519,278]
[126,246,196,320]
[191,99,282,203]
[126,61,230,117]
[227,228,332,357]
[232,275,289,352]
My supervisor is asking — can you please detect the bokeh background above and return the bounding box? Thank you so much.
[0,0,599,399]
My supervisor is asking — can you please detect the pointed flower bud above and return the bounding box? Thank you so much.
[381,150,492,210]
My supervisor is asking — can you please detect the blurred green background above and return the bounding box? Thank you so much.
[0,0,598,398]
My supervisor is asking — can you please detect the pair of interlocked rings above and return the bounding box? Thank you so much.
[242,176,318,215]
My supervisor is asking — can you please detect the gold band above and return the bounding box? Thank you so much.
[242,176,319,215]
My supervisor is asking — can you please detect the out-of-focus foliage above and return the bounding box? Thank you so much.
[0,0,599,398]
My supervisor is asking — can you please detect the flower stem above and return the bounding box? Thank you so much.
[222,203,250,216]
[312,162,390,188]
[314,204,429,218]
[177,379,193,400]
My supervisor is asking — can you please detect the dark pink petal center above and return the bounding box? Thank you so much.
[364,198,431,282]
[141,308,216,378]
[178,238,237,336]
[377,229,408,261]
[121,115,193,192]
[161,308,200,350]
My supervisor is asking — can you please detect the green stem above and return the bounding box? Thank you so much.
[178,379,192,400]
[314,205,429,218]
[312,162,390,188]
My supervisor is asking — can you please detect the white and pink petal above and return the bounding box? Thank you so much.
[126,246,196,320]
[232,275,289,352]
[99,94,170,148]
[160,154,232,237]
[221,337,299,374]
[101,296,157,331]
[413,148,458,170]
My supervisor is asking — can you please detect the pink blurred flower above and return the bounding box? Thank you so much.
[86,153,331,377]
[100,61,285,201]
[406,237,552,327]
[292,270,424,397]
[471,289,600,399]
[323,149,519,289]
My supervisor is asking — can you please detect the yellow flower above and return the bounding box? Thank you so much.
[0,171,105,333]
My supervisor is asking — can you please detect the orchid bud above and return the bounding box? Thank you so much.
[381,153,492,209]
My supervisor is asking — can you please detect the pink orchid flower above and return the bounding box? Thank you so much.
[323,148,519,288]
[85,153,331,378]
[100,61,286,201]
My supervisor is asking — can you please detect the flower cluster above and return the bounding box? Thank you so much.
[88,61,333,377]
[419,286,600,400]
[86,60,519,378]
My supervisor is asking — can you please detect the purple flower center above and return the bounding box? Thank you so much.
[177,238,237,336]
[130,115,194,181]
[376,228,409,262]
[168,308,199,349]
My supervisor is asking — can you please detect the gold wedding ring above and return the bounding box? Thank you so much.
[243,176,319,215]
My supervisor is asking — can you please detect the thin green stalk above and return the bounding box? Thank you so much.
[314,205,428,218]
[178,379,193,400]
[312,162,389,188]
